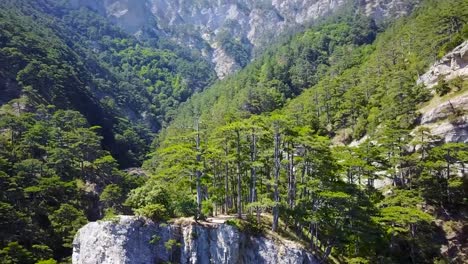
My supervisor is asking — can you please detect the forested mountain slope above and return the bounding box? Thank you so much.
[0,0,213,262]
[130,0,468,263]
[0,0,467,263]
[0,0,215,167]
[166,0,467,141]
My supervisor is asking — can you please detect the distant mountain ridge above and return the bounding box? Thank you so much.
[72,0,421,78]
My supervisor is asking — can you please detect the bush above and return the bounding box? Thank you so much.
[201,200,213,217]
[0,242,35,264]
[149,235,161,245]
[164,239,181,251]
[173,199,197,217]
[102,208,119,221]
[134,204,169,222]
[225,217,263,236]
[434,78,451,96]
[36,259,58,264]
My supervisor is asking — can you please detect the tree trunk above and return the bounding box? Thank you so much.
[288,142,295,209]
[272,127,281,231]
[300,161,307,199]
[250,131,257,204]
[236,129,242,218]
[195,120,202,219]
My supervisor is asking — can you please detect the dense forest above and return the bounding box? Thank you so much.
[0,0,213,262]
[0,0,467,263]
[0,0,215,167]
[134,0,467,263]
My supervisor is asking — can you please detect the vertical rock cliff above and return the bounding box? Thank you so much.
[72,216,318,264]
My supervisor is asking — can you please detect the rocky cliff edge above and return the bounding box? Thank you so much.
[72,215,318,264]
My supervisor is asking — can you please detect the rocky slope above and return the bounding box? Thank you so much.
[72,0,420,78]
[417,41,468,143]
[418,40,468,89]
[72,216,318,264]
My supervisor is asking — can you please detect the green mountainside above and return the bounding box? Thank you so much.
[0,0,215,167]
[0,0,213,262]
[135,0,467,263]
[0,0,467,263]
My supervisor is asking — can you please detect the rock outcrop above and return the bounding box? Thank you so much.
[416,41,468,143]
[72,0,419,78]
[73,216,318,264]
[418,41,468,88]
[418,94,468,143]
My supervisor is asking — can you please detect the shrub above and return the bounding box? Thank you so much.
[201,200,213,217]
[149,235,161,245]
[134,204,169,222]
[36,259,58,264]
[434,78,451,96]
[173,199,197,217]
[225,217,263,236]
[164,239,181,251]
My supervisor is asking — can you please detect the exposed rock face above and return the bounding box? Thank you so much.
[416,41,468,143]
[418,41,468,88]
[419,94,468,143]
[420,95,468,125]
[73,216,318,264]
[362,0,420,20]
[72,0,419,78]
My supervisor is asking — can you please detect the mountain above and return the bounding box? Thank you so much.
[72,0,421,78]
[0,0,467,263]
[0,0,215,167]
[129,0,467,263]
[164,0,466,144]
[0,0,421,168]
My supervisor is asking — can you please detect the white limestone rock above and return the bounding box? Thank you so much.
[72,0,419,78]
[418,41,468,89]
[72,216,319,264]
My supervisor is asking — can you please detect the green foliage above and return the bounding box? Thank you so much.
[201,200,214,217]
[164,239,181,251]
[31,245,53,262]
[434,78,451,96]
[0,242,34,264]
[1,0,467,263]
[35,259,58,264]
[166,12,378,131]
[0,0,215,166]
[225,217,263,236]
[173,199,198,218]
[49,204,87,248]
[149,235,161,245]
[102,208,119,221]
[0,105,140,262]
[217,31,251,67]
[100,184,124,210]
[132,1,468,263]
[134,204,169,222]
[167,0,467,145]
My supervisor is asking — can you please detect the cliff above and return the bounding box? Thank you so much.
[418,40,468,89]
[416,41,468,143]
[72,0,419,78]
[72,216,318,264]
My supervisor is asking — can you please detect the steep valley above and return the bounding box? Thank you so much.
[0,0,467,264]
